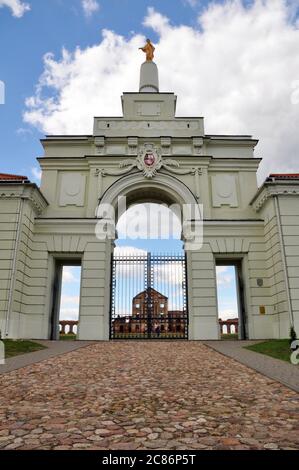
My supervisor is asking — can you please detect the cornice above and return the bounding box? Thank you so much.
[203,220,264,226]
[34,218,99,235]
[37,155,258,169]
[0,185,48,215]
[209,158,261,171]
[206,135,258,147]
[35,218,98,225]
[251,182,299,212]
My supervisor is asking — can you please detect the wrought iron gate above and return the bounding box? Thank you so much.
[110,253,188,339]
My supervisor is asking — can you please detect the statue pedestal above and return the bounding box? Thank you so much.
[139,61,159,93]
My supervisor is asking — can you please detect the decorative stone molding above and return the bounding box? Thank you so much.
[251,184,299,212]
[127,137,138,155]
[96,120,201,131]
[193,137,204,155]
[137,102,161,116]
[27,189,48,215]
[94,144,203,198]
[120,143,181,178]
[161,137,171,155]
[59,173,86,207]
[0,186,48,215]
[99,172,199,208]
[211,174,238,208]
[95,136,105,155]
[96,144,201,179]
[209,238,251,254]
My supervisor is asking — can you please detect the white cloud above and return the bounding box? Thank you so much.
[60,294,80,323]
[182,0,199,8]
[16,127,32,136]
[24,1,299,182]
[59,269,81,324]
[81,0,99,18]
[60,294,80,305]
[114,246,147,255]
[31,166,41,184]
[216,274,234,287]
[0,0,30,17]
[117,203,182,240]
[218,308,239,321]
[216,266,234,286]
[62,266,80,283]
[153,262,184,289]
[217,266,228,274]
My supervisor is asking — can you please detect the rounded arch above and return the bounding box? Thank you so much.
[100,172,198,218]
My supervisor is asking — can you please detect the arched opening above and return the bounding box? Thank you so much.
[111,201,187,340]
[98,173,200,340]
[116,202,183,253]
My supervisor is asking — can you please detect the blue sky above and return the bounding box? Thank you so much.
[1,0,299,181]
[0,0,208,178]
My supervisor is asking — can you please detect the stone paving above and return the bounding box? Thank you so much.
[0,340,94,374]
[204,340,299,393]
[0,341,298,450]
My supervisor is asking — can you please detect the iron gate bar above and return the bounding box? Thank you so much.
[110,252,188,340]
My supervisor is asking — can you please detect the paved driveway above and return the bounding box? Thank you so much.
[0,342,298,450]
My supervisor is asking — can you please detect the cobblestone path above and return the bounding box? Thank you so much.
[0,342,298,450]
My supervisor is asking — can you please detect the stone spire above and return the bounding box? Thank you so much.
[139,61,159,93]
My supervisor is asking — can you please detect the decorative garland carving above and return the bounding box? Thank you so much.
[94,143,202,199]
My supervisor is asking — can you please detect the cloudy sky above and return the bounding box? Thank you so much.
[1,0,299,183]
[1,0,298,324]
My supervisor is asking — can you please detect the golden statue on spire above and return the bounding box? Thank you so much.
[139,39,155,61]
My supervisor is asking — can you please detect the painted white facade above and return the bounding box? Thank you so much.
[0,61,298,340]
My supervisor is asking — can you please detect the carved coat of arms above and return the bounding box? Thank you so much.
[120,144,179,178]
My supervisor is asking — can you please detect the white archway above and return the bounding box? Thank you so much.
[97,172,201,240]
[96,171,201,340]
[100,172,199,209]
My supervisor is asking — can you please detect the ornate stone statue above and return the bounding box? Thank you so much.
[139,39,155,61]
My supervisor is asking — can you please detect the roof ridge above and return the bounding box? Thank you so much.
[0,173,28,180]
[270,173,299,177]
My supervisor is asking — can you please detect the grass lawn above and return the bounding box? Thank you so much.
[60,334,77,341]
[3,339,46,359]
[245,339,292,363]
[221,334,238,340]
